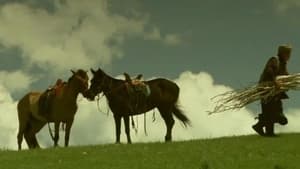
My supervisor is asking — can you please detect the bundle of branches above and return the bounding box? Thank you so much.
[208,73,300,115]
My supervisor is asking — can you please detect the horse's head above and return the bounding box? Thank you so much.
[85,68,107,101]
[69,69,89,96]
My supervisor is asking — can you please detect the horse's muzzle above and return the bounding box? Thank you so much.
[82,90,96,101]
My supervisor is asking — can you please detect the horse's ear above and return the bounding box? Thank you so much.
[71,69,76,74]
[136,74,143,80]
[98,68,104,74]
[91,68,96,75]
[124,72,131,82]
[97,68,106,76]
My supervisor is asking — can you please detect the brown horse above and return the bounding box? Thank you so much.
[86,68,190,144]
[17,69,89,150]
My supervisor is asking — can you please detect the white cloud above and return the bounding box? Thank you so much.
[1,71,300,150]
[163,34,182,46]
[0,0,183,77]
[0,70,34,93]
[0,85,19,150]
[144,27,161,40]
[144,27,182,46]
[0,0,180,75]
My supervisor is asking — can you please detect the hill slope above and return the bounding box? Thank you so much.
[0,134,300,169]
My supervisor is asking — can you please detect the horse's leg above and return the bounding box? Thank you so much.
[26,120,45,149]
[123,115,132,144]
[32,136,40,149]
[64,119,74,147]
[158,106,175,142]
[24,131,34,149]
[24,134,39,149]
[113,114,122,144]
[17,131,24,151]
[54,122,60,147]
[21,121,36,149]
[23,126,38,149]
[17,115,29,151]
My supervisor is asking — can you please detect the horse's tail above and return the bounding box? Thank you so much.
[173,104,190,127]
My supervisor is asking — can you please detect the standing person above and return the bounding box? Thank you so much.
[252,45,291,136]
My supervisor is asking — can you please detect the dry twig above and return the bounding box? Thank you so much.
[208,73,300,115]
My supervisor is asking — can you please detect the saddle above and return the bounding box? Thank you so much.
[38,79,66,119]
[123,73,151,113]
[124,73,150,96]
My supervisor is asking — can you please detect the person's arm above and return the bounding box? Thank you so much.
[264,57,279,82]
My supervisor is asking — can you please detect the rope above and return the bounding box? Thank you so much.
[61,122,65,131]
[131,116,138,134]
[96,94,109,116]
[144,113,148,136]
[47,122,55,141]
[136,115,139,133]
[152,109,156,122]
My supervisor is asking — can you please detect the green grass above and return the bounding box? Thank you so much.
[1,134,300,169]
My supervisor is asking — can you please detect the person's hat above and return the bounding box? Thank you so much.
[278,44,292,54]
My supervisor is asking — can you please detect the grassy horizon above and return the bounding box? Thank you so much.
[0,133,300,169]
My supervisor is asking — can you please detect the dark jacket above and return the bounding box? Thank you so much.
[259,56,289,100]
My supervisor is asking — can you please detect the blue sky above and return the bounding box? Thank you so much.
[105,0,300,110]
[0,0,300,104]
[111,0,300,78]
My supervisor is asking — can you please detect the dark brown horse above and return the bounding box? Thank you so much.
[17,69,89,150]
[86,68,190,144]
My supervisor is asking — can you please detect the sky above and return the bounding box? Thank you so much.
[1,0,300,150]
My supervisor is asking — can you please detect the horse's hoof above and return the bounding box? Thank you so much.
[165,136,172,142]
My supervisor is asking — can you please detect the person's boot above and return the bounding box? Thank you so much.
[252,114,265,136]
[252,122,264,136]
[265,122,276,137]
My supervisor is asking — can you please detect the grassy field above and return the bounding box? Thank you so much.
[0,134,300,169]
